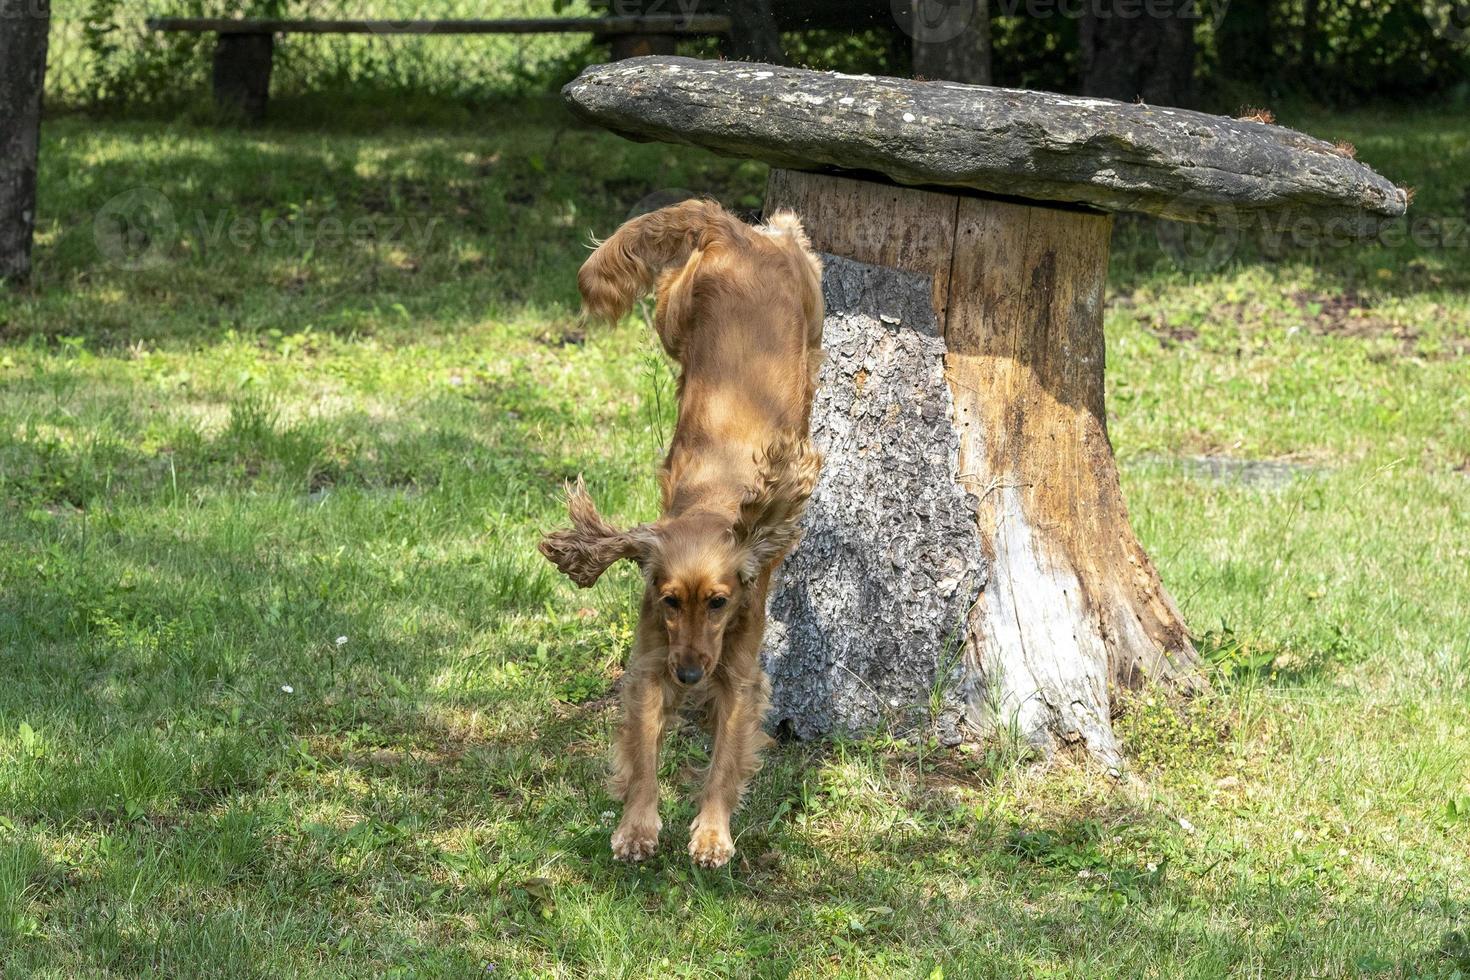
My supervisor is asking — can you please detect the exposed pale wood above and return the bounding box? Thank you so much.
[761,169,1204,761]
[944,197,1202,764]
[146,15,731,36]
[563,56,1408,234]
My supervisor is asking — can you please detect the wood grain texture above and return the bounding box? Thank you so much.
[564,57,1407,234]
[945,198,1202,764]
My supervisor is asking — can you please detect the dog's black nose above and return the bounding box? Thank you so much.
[675,664,704,686]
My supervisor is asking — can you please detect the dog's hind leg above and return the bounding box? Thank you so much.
[610,620,675,862]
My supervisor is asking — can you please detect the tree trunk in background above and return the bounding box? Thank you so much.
[1298,0,1323,94]
[1215,0,1274,91]
[0,0,51,283]
[1079,0,1196,107]
[717,0,784,64]
[902,0,991,85]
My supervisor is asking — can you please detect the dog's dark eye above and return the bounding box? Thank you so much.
[662,595,680,610]
[708,596,728,610]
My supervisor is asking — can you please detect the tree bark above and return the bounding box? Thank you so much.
[762,256,988,745]
[763,169,1204,763]
[0,0,50,283]
[1079,0,1197,107]
[902,0,991,85]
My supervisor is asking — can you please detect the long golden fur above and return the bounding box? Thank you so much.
[539,199,823,867]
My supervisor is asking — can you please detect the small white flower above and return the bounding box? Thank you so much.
[281,684,294,694]
[1178,817,1196,833]
[599,810,616,823]
[335,636,348,646]
[1146,861,1158,872]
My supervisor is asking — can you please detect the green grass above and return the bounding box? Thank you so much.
[1,96,1468,977]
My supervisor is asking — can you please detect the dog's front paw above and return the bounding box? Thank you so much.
[688,816,734,869]
[611,814,661,862]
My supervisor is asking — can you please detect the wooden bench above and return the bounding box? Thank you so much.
[145,14,732,120]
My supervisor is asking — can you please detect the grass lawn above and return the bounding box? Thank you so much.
[1,95,1468,977]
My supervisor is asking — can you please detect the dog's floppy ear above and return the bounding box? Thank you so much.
[732,435,822,584]
[539,478,656,588]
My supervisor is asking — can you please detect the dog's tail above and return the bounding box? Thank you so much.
[577,199,746,323]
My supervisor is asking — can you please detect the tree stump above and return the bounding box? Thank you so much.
[562,57,1407,762]
[761,172,1199,763]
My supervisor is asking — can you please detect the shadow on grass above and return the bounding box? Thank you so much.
[0,371,597,820]
[12,103,766,350]
[505,770,1468,978]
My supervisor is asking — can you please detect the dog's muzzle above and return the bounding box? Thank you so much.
[674,664,704,686]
